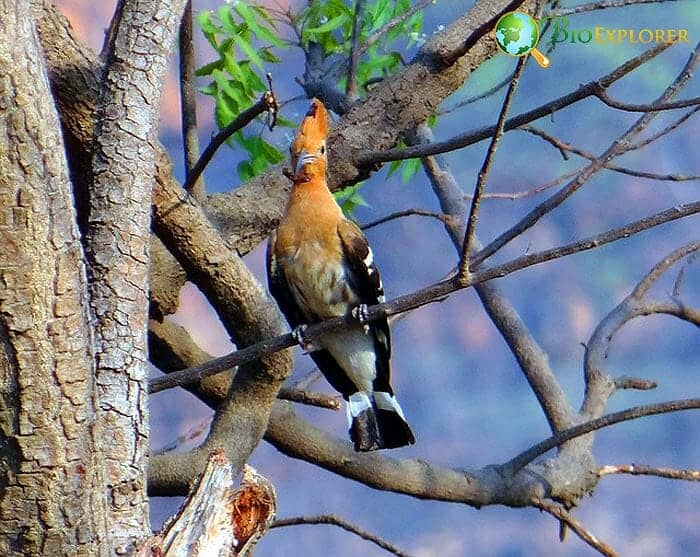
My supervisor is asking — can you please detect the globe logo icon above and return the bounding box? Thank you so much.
[495,11,550,68]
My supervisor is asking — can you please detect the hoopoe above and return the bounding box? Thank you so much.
[267,99,415,451]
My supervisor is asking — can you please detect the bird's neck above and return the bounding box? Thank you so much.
[286,176,341,218]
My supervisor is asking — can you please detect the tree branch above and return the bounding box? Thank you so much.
[181,89,279,193]
[593,85,700,113]
[345,0,366,102]
[598,464,700,482]
[505,398,700,474]
[583,242,700,417]
[522,126,700,182]
[148,201,699,395]
[460,56,527,277]
[531,499,617,557]
[85,0,186,546]
[358,42,672,166]
[471,41,699,268]
[361,208,456,231]
[179,0,204,200]
[549,0,680,17]
[271,515,410,557]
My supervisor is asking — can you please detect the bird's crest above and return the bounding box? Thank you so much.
[290,99,329,179]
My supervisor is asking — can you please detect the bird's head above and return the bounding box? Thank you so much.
[290,98,329,181]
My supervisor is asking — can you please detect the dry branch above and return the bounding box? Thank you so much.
[598,464,700,482]
[271,515,410,557]
[142,451,276,556]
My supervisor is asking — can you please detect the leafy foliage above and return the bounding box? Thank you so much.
[195,0,429,189]
[196,3,288,181]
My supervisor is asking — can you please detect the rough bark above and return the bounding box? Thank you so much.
[0,1,106,553]
[83,0,186,549]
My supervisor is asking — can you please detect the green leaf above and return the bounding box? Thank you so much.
[237,160,255,182]
[218,5,239,35]
[387,159,402,178]
[276,116,297,128]
[260,48,281,63]
[235,3,284,47]
[305,14,348,34]
[232,33,264,69]
[401,157,421,184]
[195,59,223,77]
[260,139,285,164]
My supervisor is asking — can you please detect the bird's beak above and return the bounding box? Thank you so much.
[294,149,317,175]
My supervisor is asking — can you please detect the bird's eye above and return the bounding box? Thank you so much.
[320,145,326,154]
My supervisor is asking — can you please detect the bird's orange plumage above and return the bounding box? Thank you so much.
[267,98,415,451]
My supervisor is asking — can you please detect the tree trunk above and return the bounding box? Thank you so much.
[0,1,108,553]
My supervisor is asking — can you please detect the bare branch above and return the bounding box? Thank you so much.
[549,0,680,17]
[522,126,700,182]
[531,499,617,557]
[593,85,700,113]
[271,515,410,557]
[613,376,658,391]
[148,201,700,395]
[361,208,455,231]
[181,89,279,193]
[277,388,341,410]
[506,398,700,474]
[345,0,366,102]
[459,56,527,277]
[179,0,204,199]
[471,42,700,268]
[673,250,699,297]
[598,464,700,482]
[625,106,700,152]
[358,42,672,166]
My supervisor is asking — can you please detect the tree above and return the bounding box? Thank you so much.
[0,0,698,555]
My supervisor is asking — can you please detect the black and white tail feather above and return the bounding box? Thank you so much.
[347,391,415,452]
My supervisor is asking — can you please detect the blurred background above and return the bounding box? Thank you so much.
[57,0,699,554]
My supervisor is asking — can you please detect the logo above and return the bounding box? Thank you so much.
[494,11,690,69]
[494,11,550,68]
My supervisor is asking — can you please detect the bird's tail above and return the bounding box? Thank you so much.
[347,392,415,452]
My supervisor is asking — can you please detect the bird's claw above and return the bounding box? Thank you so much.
[292,324,318,353]
[351,304,370,333]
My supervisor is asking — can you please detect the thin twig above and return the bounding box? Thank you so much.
[345,0,366,101]
[361,0,433,54]
[460,56,527,277]
[613,376,657,390]
[465,169,583,201]
[598,464,700,481]
[549,0,679,17]
[277,388,341,410]
[148,201,699,394]
[593,86,700,113]
[358,42,672,166]
[271,515,411,557]
[673,250,699,297]
[471,42,700,268]
[625,106,700,153]
[179,0,204,199]
[182,89,279,193]
[532,499,617,557]
[522,126,700,182]
[361,208,455,231]
[505,398,700,474]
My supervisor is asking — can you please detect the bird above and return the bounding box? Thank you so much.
[267,98,415,452]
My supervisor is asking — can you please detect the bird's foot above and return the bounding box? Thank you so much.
[351,304,370,334]
[292,324,319,353]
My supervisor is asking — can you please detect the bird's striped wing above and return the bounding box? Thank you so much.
[336,219,393,392]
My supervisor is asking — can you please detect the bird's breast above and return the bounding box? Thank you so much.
[278,239,358,320]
